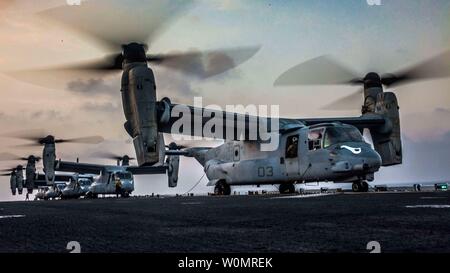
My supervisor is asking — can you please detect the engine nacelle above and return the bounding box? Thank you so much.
[122,63,160,166]
[16,170,24,195]
[10,172,17,196]
[371,92,402,166]
[363,86,402,166]
[25,163,36,194]
[43,143,56,185]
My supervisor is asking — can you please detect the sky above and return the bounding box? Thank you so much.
[0,0,449,201]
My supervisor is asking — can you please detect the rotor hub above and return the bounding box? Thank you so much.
[122,155,130,166]
[363,72,382,89]
[122,43,147,64]
[27,155,38,163]
[39,135,56,145]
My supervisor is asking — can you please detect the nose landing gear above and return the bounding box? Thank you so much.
[214,180,231,196]
[279,183,296,194]
[352,181,369,192]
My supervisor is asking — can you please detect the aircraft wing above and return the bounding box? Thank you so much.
[56,161,167,176]
[299,114,386,130]
[55,161,104,175]
[125,166,167,175]
[158,103,302,141]
[157,103,386,140]
[36,173,74,182]
[34,173,74,188]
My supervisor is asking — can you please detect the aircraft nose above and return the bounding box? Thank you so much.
[332,144,382,173]
[360,148,382,171]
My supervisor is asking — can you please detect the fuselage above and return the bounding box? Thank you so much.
[88,166,134,195]
[61,175,94,199]
[197,123,382,186]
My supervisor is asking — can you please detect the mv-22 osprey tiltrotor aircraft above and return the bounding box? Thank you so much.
[7,2,450,194]
[6,1,259,182]
[1,133,183,198]
[163,51,449,194]
[76,41,446,195]
[54,152,173,198]
[0,135,103,196]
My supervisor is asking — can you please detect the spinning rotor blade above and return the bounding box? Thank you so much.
[3,130,103,145]
[56,136,104,144]
[2,129,48,142]
[9,47,260,88]
[165,143,189,150]
[0,153,21,161]
[276,50,450,110]
[380,50,450,87]
[1,167,18,173]
[0,0,14,10]
[148,46,261,79]
[321,89,364,111]
[0,153,40,162]
[33,54,123,72]
[5,0,259,91]
[13,143,43,149]
[91,151,135,161]
[39,0,194,52]
[275,51,450,87]
[274,55,360,86]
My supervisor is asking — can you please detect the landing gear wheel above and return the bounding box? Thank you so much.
[279,183,295,194]
[352,181,369,192]
[352,182,361,192]
[85,192,97,199]
[361,181,369,192]
[214,181,231,196]
[121,191,130,198]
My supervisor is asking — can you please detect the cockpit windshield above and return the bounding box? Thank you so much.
[78,179,92,186]
[117,172,133,180]
[323,126,364,148]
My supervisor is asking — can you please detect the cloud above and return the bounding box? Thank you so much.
[0,0,14,11]
[203,0,245,11]
[435,107,450,115]
[401,107,450,141]
[65,71,200,105]
[66,78,119,96]
[0,109,69,122]
[377,130,450,184]
[82,102,121,113]
[153,67,200,103]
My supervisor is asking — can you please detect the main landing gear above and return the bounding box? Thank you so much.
[352,181,369,192]
[214,181,231,196]
[279,183,296,194]
[85,191,98,199]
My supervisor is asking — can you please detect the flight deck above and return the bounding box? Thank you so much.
[0,191,449,253]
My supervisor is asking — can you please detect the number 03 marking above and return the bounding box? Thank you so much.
[258,167,274,177]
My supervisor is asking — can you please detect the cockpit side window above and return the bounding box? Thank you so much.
[285,135,299,158]
[117,172,133,180]
[323,126,364,148]
[308,129,324,150]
